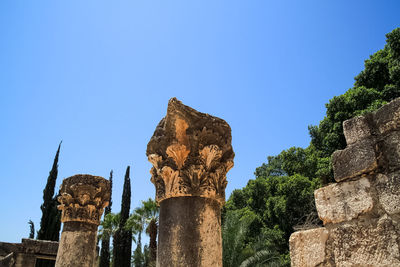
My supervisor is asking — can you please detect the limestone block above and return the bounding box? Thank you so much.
[21,238,58,255]
[380,131,400,171]
[0,252,15,267]
[15,253,36,267]
[289,228,329,267]
[376,172,400,215]
[326,215,400,267]
[314,178,373,224]
[343,115,373,145]
[332,139,378,182]
[373,97,400,135]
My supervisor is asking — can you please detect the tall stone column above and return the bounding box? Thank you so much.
[147,98,234,267]
[55,174,110,267]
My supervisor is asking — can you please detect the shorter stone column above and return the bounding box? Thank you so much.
[55,174,110,267]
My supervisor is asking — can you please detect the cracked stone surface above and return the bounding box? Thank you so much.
[314,177,373,225]
[148,98,234,267]
[289,228,329,267]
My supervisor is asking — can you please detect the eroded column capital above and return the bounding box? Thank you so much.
[57,174,111,225]
[147,98,234,205]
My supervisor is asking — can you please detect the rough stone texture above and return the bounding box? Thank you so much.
[158,197,222,267]
[0,239,58,267]
[55,174,110,267]
[332,138,378,182]
[373,97,400,135]
[380,130,400,171]
[290,98,400,267]
[57,174,111,225]
[14,253,36,267]
[147,98,234,205]
[326,216,400,267]
[20,238,59,256]
[343,115,373,145]
[314,177,373,224]
[147,98,234,267]
[376,172,400,215]
[0,252,15,266]
[289,228,329,267]
[55,222,98,267]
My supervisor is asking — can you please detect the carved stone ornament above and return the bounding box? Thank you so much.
[57,174,111,225]
[147,98,235,205]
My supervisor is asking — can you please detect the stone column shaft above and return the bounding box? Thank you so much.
[55,174,110,267]
[158,197,222,266]
[147,98,234,267]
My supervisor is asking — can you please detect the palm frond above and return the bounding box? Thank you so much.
[239,249,280,267]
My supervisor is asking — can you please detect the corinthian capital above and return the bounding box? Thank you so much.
[57,174,111,225]
[147,98,234,205]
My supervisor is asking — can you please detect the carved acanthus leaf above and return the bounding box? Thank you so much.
[200,145,222,170]
[57,175,110,225]
[181,165,207,193]
[166,144,190,169]
[160,166,179,196]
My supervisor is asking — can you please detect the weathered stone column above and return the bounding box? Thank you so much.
[55,174,110,267]
[147,98,234,267]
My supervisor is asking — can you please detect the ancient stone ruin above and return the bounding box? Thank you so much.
[55,174,110,267]
[147,98,235,267]
[0,238,58,267]
[3,97,400,267]
[290,98,400,266]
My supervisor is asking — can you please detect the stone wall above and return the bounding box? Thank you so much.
[0,238,58,267]
[290,98,400,267]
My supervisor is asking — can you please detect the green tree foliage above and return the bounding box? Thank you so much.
[254,146,331,186]
[100,170,113,267]
[127,198,159,267]
[113,166,132,267]
[37,142,62,242]
[224,164,319,266]
[28,220,35,239]
[99,212,120,241]
[310,28,400,158]
[143,244,151,267]
[127,210,145,267]
[222,209,256,267]
[132,237,144,267]
[142,199,159,265]
[222,208,285,267]
[223,28,400,266]
[224,171,319,265]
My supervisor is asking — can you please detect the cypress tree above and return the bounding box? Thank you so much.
[28,220,35,239]
[133,237,144,267]
[100,170,113,267]
[37,142,62,241]
[113,166,132,267]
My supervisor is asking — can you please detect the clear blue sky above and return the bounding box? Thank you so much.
[0,1,399,243]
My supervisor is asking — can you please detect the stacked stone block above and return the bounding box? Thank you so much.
[290,98,400,267]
